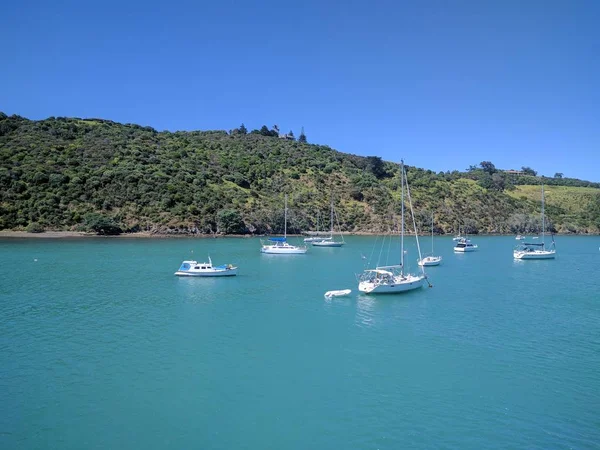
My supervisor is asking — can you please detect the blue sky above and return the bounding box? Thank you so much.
[2,0,599,180]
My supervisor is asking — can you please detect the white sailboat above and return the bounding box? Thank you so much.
[358,160,429,294]
[418,213,442,266]
[303,211,329,242]
[452,225,464,241]
[312,194,345,247]
[261,195,308,254]
[514,184,556,260]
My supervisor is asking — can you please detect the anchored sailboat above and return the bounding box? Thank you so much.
[418,213,442,266]
[312,194,344,247]
[357,160,429,294]
[514,184,556,260]
[304,211,329,242]
[260,195,308,254]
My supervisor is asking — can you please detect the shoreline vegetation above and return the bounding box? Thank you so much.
[1,230,596,239]
[1,113,600,236]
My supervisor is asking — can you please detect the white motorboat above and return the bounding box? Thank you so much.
[418,213,442,266]
[514,184,556,260]
[174,257,237,277]
[516,235,525,240]
[324,289,352,298]
[453,238,478,252]
[261,195,307,254]
[358,160,429,295]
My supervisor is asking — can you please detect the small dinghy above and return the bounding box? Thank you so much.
[324,289,352,299]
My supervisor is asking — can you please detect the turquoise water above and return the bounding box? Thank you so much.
[1,235,599,449]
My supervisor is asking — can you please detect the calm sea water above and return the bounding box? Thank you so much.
[1,235,599,449]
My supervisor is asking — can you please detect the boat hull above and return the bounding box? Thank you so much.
[260,246,307,254]
[358,275,425,294]
[454,246,477,252]
[514,250,556,260]
[174,268,238,277]
[312,241,344,247]
[418,256,442,266]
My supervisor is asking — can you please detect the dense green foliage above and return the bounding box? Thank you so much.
[1,113,599,235]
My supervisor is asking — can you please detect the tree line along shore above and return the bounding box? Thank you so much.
[1,113,599,236]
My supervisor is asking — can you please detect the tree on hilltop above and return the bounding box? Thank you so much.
[299,127,307,143]
[233,123,247,135]
[480,161,497,174]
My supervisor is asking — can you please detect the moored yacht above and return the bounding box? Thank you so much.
[260,195,308,254]
[453,238,478,252]
[418,213,442,266]
[418,255,442,266]
[513,184,556,260]
[261,237,308,254]
[513,242,555,259]
[357,160,429,295]
[174,257,238,277]
[312,194,345,247]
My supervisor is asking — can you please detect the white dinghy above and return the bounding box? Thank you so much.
[324,289,352,298]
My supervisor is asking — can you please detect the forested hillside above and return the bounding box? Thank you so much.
[1,113,599,235]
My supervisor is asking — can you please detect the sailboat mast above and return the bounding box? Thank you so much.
[330,193,334,237]
[284,194,287,238]
[431,213,434,254]
[400,160,405,269]
[541,183,545,244]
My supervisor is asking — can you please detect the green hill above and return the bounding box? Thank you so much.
[1,113,598,235]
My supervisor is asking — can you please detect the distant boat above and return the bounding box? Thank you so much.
[453,238,478,252]
[303,235,328,242]
[516,235,525,240]
[261,195,308,254]
[303,211,329,242]
[174,256,237,277]
[358,160,428,294]
[452,225,464,241]
[514,184,556,260]
[419,212,442,266]
[312,194,345,247]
